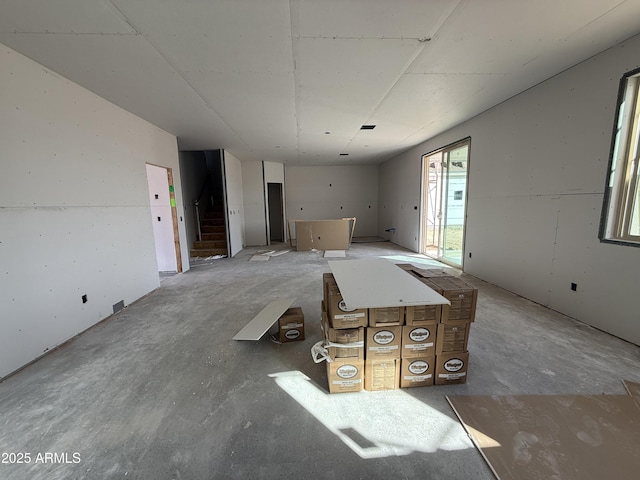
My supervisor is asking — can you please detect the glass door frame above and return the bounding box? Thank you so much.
[419,137,471,269]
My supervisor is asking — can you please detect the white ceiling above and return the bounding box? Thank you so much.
[2,0,640,165]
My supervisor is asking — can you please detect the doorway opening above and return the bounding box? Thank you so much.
[145,164,182,274]
[267,182,285,243]
[420,139,470,268]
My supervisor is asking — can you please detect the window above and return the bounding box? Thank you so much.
[600,68,640,245]
[454,190,463,201]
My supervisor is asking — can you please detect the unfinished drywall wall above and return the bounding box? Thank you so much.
[285,165,378,237]
[223,151,245,256]
[264,162,285,182]
[0,44,188,378]
[379,34,640,345]
[242,161,266,246]
[242,161,286,246]
[378,155,423,248]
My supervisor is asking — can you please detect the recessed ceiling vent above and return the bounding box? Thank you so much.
[360,125,376,130]
[339,153,349,156]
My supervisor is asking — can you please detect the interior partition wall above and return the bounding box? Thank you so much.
[1,45,187,378]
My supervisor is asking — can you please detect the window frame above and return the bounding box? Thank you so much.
[599,67,640,246]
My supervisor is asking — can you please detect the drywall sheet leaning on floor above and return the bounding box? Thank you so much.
[447,393,640,480]
[232,298,295,341]
[294,219,351,251]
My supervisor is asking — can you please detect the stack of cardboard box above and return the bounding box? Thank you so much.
[399,265,476,386]
[320,266,477,393]
[321,273,367,393]
[399,300,439,388]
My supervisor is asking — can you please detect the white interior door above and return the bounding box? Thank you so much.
[146,164,178,272]
[222,151,245,257]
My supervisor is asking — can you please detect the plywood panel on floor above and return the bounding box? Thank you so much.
[295,219,350,251]
[447,394,640,480]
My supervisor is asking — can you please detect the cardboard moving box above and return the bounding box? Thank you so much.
[369,306,404,327]
[322,272,335,308]
[326,359,364,393]
[321,312,365,360]
[396,264,453,280]
[365,358,400,391]
[405,304,440,325]
[278,307,305,342]
[365,326,402,359]
[435,323,470,354]
[435,352,469,385]
[425,277,477,323]
[326,283,368,329]
[401,324,437,358]
[400,356,435,388]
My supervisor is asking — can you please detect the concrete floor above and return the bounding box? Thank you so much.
[1,241,639,480]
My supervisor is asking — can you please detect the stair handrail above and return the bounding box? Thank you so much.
[194,176,211,242]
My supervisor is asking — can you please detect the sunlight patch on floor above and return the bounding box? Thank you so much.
[269,370,473,459]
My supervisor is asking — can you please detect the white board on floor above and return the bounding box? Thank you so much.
[232,298,295,340]
[328,258,449,309]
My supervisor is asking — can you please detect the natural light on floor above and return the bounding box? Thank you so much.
[269,370,474,459]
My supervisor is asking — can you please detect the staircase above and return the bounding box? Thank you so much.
[190,208,228,258]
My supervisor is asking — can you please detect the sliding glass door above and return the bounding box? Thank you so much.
[420,139,470,267]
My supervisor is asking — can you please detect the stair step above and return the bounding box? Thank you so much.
[201,218,226,227]
[193,203,227,258]
[190,247,227,257]
[194,240,227,249]
[201,232,226,241]
[201,225,225,234]
[204,211,225,219]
